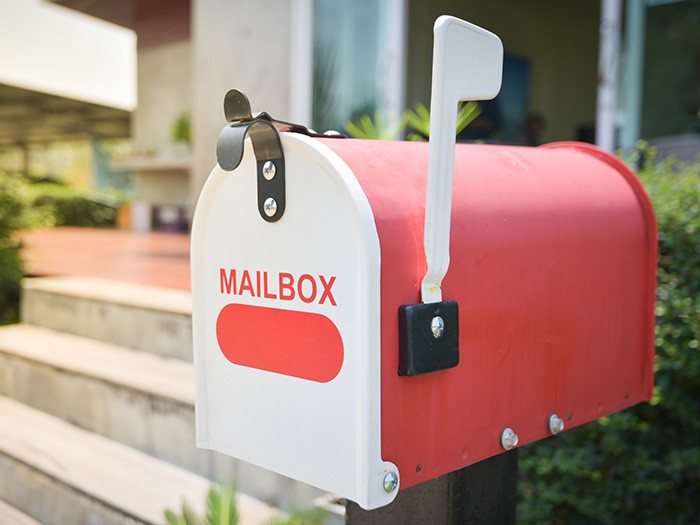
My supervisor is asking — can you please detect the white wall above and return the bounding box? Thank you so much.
[191,0,293,206]
[133,40,192,154]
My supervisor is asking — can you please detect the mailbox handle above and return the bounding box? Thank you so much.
[217,91,288,222]
[216,89,347,223]
[421,16,503,304]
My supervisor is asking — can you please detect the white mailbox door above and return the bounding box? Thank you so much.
[191,133,397,509]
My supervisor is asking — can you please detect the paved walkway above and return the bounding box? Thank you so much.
[21,227,191,291]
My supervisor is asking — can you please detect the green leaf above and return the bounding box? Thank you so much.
[205,483,238,525]
[163,501,203,525]
[345,111,407,140]
[268,507,329,525]
[404,101,481,141]
[345,100,481,142]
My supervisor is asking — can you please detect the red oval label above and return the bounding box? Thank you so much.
[216,304,344,383]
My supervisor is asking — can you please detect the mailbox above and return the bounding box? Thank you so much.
[191,17,656,510]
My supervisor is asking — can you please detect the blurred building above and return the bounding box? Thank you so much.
[2,0,698,229]
[0,0,134,184]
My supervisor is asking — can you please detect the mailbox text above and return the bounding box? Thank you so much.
[219,268,337,306]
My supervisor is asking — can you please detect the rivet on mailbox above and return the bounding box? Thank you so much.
[191,16,657,511]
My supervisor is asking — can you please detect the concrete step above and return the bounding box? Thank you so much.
[21,276,193,361]
[0,395,279,525]
[0,323,326,510]
[0,499,42,525]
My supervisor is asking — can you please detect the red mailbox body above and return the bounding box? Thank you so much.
[319,138,657,490]
[192,131,656,509]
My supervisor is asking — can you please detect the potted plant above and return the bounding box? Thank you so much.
[171,112,191,156]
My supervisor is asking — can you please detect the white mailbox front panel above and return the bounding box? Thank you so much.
[191,134,398,509]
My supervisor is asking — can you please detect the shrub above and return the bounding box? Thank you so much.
[0,173,120,324]
[0,172,50,324]
[29,182,119,227]
[517,154,700,524]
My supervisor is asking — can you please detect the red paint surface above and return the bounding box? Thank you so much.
[216,303,344,383]
[320,138,657,490]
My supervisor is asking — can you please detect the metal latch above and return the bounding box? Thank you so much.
[216,89,286,222]
[216,89,344,223]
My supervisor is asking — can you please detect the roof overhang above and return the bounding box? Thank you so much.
[0,0,136,111]
[0,83,130,147]
[0,0,135,146]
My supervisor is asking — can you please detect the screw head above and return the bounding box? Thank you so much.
[501,427,519,450]
[431,316,445,338]
[548,414,565,435]
[263,197,278,217]
[262,160,276,180]
[383,471,398,493]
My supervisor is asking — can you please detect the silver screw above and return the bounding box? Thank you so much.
[263,197,278,217]
[262,161,276,180]
[501,427,519,450]
[431,316,445,338]
[383,471,399,493]
[548,414,565,435]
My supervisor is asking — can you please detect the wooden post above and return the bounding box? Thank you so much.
[345,450,518,525]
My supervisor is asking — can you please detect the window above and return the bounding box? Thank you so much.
[311,0,405,133]
[642,0,700,138]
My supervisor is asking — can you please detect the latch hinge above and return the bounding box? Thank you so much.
[216,89,345,223]
[216,90,287,222]
[398,301,459,376]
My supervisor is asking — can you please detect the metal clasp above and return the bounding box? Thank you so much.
[216,89,345,222]
[216,90,288,222]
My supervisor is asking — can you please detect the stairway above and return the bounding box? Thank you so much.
[0,276,336,524]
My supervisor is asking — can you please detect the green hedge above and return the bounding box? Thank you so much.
[29,183,118,228]
[0,173,47,324]
[518,155,700,524]
[0,173,120,324]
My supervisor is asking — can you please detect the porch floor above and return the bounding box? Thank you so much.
[20,227,191,291]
